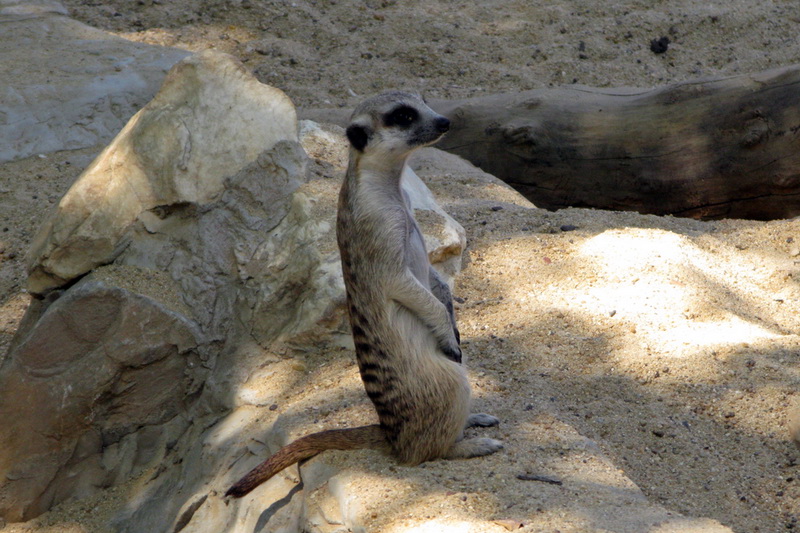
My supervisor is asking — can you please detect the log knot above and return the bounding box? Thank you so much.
[503,123,539,146]
[741,122,770,147]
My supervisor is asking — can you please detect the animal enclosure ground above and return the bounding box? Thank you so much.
[2,1,799,531]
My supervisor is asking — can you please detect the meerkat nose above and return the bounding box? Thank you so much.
[434,116,451,133]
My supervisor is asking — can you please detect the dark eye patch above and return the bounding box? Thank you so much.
[384,105,418,128]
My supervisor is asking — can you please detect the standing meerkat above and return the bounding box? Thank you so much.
[226,91,501,498]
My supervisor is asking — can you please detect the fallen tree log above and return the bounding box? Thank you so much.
[431,66,800,220]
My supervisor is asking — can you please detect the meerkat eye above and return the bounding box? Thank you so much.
[385,106,418,128]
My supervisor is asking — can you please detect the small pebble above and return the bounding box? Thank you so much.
[268,404,278,411]
[491,206,504,211]
[560,224,578,232]
[650,36,670,54]
[493,519,525,531]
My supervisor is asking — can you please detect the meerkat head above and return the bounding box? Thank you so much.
[346,92,450,161]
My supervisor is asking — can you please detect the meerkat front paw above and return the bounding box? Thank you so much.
[438,336,462,363]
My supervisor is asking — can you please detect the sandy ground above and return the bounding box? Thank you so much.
[2,1,800,531]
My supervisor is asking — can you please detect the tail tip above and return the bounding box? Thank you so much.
[224,482,249,499]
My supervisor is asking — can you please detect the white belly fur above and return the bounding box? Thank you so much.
[387,302,471,462]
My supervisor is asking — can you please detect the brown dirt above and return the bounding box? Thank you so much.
[2,1,799,531]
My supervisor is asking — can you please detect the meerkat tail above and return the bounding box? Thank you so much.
[226,424,386,498]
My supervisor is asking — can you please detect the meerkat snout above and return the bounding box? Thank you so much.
[434,116,450,133]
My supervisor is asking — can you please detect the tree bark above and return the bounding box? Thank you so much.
[431,66,800,220]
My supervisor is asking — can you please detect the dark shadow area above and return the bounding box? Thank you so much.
[254,481,304,533]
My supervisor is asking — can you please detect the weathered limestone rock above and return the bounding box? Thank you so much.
[26,49,298,296]
[1,49,304,523]
[0,0,190,163]
[0,278,206,522]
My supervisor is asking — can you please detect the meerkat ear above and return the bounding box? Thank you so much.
[346,124,370,151]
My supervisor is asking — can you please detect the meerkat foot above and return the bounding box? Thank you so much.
[445,437,503,459]
[466,413,500,428]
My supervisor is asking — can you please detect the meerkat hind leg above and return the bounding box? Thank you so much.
[445,437,503,459]
[466,413,500,428]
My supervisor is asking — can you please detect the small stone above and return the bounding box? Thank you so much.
[560,224,578,232]
[490,205,504,211]
[269,404,278,411]
[493,519,524,530]
[650,36,670,54]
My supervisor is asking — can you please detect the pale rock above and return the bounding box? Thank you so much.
[0,0,66,15]
[0,0,189,163]
[0,278,205,522]
[2,49,305,523]
[26,49,298,295]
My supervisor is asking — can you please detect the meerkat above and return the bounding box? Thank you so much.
[226,91,501,498]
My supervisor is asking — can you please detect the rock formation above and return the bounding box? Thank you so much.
[0,49,466,529]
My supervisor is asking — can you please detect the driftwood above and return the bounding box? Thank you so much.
[431,66,800,220]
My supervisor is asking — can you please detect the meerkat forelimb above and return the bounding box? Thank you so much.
[226,91,501,499]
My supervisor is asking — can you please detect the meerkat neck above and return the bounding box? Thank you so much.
[353,149,408,184]
[349,151,410,206]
